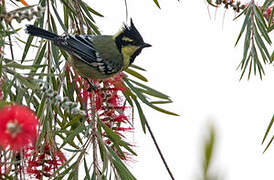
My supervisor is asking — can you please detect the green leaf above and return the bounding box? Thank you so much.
[263,135,274,153]
[55,162,77,180]
[268,24,274,32]
[36,94,46,118]
[268,7,274,28]
[63,148,82,152]
[254,29,271,62]
[150,100,173,104]
[60,0,77,16]
[252,44,264,79]
[85,4,104,17]
[120,140,137,156]
[206,0,217,7]
[233,6,248,20]
[239,53,251,80]
[240,20,251,69]
[255,16,272,44]
[128,78,170,99]
[132,98,147,133]
[253,5,268,28]
[99,119,136,156]
[124,78,179,116]
[106,146,137,180]
[51,3,68,33]
[203,125,216,178]
[98,120,122,143]
[61,123,86,148]
[153,0,161,8]
[21,35,34,64]
[51,41,62,73]
[21,21,39,63]
[262,0,274,11]
[3,60,46,70]
[235,7,251,46]
[98,120,124,156]
[125,68,148,82]
[84,158,91,180]
[51,152,78,178]
[15,74,40,90]
[262,114,274,144]
[83,15,101,35]
[29,43,47,74]
[130,64,146,71]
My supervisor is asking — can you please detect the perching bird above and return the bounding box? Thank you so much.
[25,19,151,89]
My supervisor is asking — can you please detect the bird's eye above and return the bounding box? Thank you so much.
[122,40,131,46]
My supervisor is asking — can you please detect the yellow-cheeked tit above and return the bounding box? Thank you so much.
[25,19,151,84]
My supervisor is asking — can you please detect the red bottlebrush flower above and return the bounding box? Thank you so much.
[70,69,134,161]
[263,7,273,22]
[25,143,66,179]
[0,105,39,151]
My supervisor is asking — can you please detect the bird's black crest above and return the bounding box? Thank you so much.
[115,19,144,52]
[122,19,144,44]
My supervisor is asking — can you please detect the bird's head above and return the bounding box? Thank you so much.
[114,19,151,65]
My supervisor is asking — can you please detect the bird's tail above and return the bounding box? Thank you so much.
[25,25,59,41]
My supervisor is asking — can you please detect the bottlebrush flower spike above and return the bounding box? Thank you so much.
[0,105,39,151]
[70,66,134,160]
[25,143,66,179]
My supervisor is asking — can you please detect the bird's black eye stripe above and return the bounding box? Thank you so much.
[121,40,141,46]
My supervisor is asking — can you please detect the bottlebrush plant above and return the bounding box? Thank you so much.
[0,0,177,179]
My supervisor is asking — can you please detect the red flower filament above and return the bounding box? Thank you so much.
[25,144,66,179]
[69,66,134,160]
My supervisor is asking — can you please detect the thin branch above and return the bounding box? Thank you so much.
[7,34,14,60]
[124,0,129,21]
[91,91,99,179]
[145,119,175,180]
[72,0,85,33]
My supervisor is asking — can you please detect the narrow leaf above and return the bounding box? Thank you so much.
[153,0,161,8]
[125,68,148,82]
[263,135,274,153]
[262,114,274,144]
[235,7,251,46]
[51,3,68,32]
[128,78,170,99]
[255,17,272,44]
[132,98,147,133]
[124,78,179,116]
[61,123,86,147]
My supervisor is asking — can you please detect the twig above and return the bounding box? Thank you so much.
[124,0,129,21]
[7,35,14,60]
[145,119,175,180]
[72,0,84,33]
[91,91,99,179]
[46,0,51,74]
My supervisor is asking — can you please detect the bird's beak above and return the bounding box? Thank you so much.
[142,43,152,48]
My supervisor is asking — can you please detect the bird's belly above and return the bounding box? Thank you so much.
[68,55,116,80]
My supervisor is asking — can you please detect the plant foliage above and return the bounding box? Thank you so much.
[0,0,177,179]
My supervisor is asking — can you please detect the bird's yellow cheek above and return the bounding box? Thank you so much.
[121,45,139,68]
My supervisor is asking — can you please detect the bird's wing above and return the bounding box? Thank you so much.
[56,34,101,66]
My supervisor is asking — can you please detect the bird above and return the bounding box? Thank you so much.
[25,19,151,90]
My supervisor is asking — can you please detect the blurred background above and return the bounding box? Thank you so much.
[88,0,274,179]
